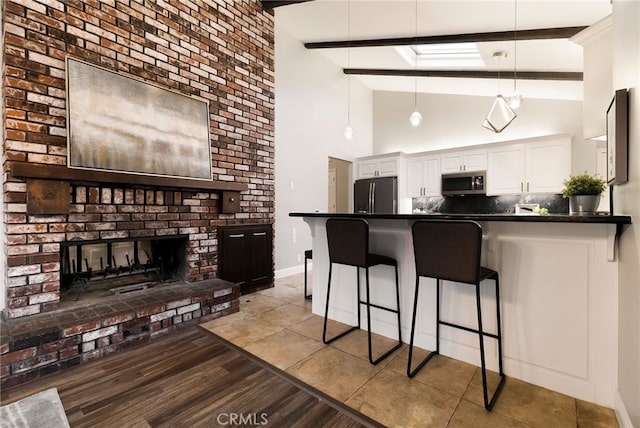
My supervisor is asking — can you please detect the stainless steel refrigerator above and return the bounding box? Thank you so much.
[354,176,398,214]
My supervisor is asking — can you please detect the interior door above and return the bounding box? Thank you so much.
[328,168,337,213]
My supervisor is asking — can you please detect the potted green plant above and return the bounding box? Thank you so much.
[561,172,606,215]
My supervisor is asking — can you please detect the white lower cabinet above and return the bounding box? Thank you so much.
[407,155,440,197]
[487,137,571,195]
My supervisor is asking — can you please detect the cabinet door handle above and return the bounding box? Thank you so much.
[253,232,267,236]
[520,182,524,192]
[229,234,245,238]
[527,182,530,192]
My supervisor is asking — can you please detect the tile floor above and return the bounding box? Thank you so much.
[200,274,618,428]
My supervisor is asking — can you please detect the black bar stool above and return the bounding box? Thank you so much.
[408,220,505,411]
[304,249,312,300]
[323,218,402,365]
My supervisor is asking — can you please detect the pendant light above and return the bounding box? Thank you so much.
[507,0,523,109]
[482,51,517,133]
[344,0,354,140]
[409,0,422,127]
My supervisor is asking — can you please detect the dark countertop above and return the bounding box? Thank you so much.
[289,212,632,225]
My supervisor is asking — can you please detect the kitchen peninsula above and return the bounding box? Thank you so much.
[290,212,631,408]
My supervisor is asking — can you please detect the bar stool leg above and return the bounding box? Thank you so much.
[476,276,506,411]
[407,277,438,377]
[394,264,402,348]
[304,251,312,300]
[495,276,505,377]
[364,265,402,365]
[323,262,359,344]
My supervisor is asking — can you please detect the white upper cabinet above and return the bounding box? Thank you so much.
[407,155,441,197]
[441,149,487,174]
[487,145,525,194]
[357,154,402,179]
[525,138,571,193]
[487,137,571,195]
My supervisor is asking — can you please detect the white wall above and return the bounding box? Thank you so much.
[373,91,598,175]
[274,25,373,275]
[612,1,640,426]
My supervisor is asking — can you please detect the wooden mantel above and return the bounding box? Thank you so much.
[7,161,248,192]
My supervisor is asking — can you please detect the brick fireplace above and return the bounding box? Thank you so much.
[1,0,275,386]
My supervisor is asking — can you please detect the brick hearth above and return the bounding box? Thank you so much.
[0,279,239,388]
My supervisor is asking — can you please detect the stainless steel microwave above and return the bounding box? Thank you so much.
[441,171,486,196]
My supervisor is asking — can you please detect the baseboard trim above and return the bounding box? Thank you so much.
[614,389,634,428]
[275,263,311,279]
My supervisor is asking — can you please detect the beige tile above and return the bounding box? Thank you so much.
[447,399,528,428]
[244,329,324,370]
[576,399,619,428]
[288,314,356,342]
[345,370,460,428]
[256,303,314,328]
[385,348,476,397]
[238,294,286,316]
[274,273,306,288]
[286,347,381,402]
[464,371,577,428]
[256,284,304,301]
[330,328,402,366]
[201,317,283,347]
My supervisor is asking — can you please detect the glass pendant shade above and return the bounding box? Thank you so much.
[409,110,423,127]
[344,125,354,140]
[508,93,523,109]
[482,95,517,133]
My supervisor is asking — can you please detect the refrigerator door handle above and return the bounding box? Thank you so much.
[371,182,376,213]
[368,182,373,212]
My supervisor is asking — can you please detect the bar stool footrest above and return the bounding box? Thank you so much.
[439,320,499,339]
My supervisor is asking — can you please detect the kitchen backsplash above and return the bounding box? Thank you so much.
[412,194,569,214]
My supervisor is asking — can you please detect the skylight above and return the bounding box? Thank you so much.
[396,43,485,67]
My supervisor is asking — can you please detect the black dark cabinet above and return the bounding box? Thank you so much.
[218,224,273,294]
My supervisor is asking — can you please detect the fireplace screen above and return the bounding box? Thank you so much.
[60,236,187,300]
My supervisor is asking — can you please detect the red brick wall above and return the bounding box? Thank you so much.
[1,0,275,318]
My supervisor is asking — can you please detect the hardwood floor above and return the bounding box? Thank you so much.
[1,326,380,427]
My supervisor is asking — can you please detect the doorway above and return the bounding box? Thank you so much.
[328,157,351,213]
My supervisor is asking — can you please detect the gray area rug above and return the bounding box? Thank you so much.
[0,388,70,428]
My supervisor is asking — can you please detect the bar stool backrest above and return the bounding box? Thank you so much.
[412,220,482,285]
[326,218,368,268]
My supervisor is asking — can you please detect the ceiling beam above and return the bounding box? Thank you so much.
[305,26,587,49]
[260,1,314,11]
[343,68,583,81]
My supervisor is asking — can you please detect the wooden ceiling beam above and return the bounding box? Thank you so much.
[260,0,314,11]
[305,26,587,49]
[343,68,583,81]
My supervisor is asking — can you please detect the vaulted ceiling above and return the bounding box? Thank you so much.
[272,0,613,101]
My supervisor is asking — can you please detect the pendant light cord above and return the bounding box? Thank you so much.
[347,0,351,125]
[413,0,418,111]
[513,0,517,92]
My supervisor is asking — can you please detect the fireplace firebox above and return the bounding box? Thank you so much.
[60,236,188,305]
